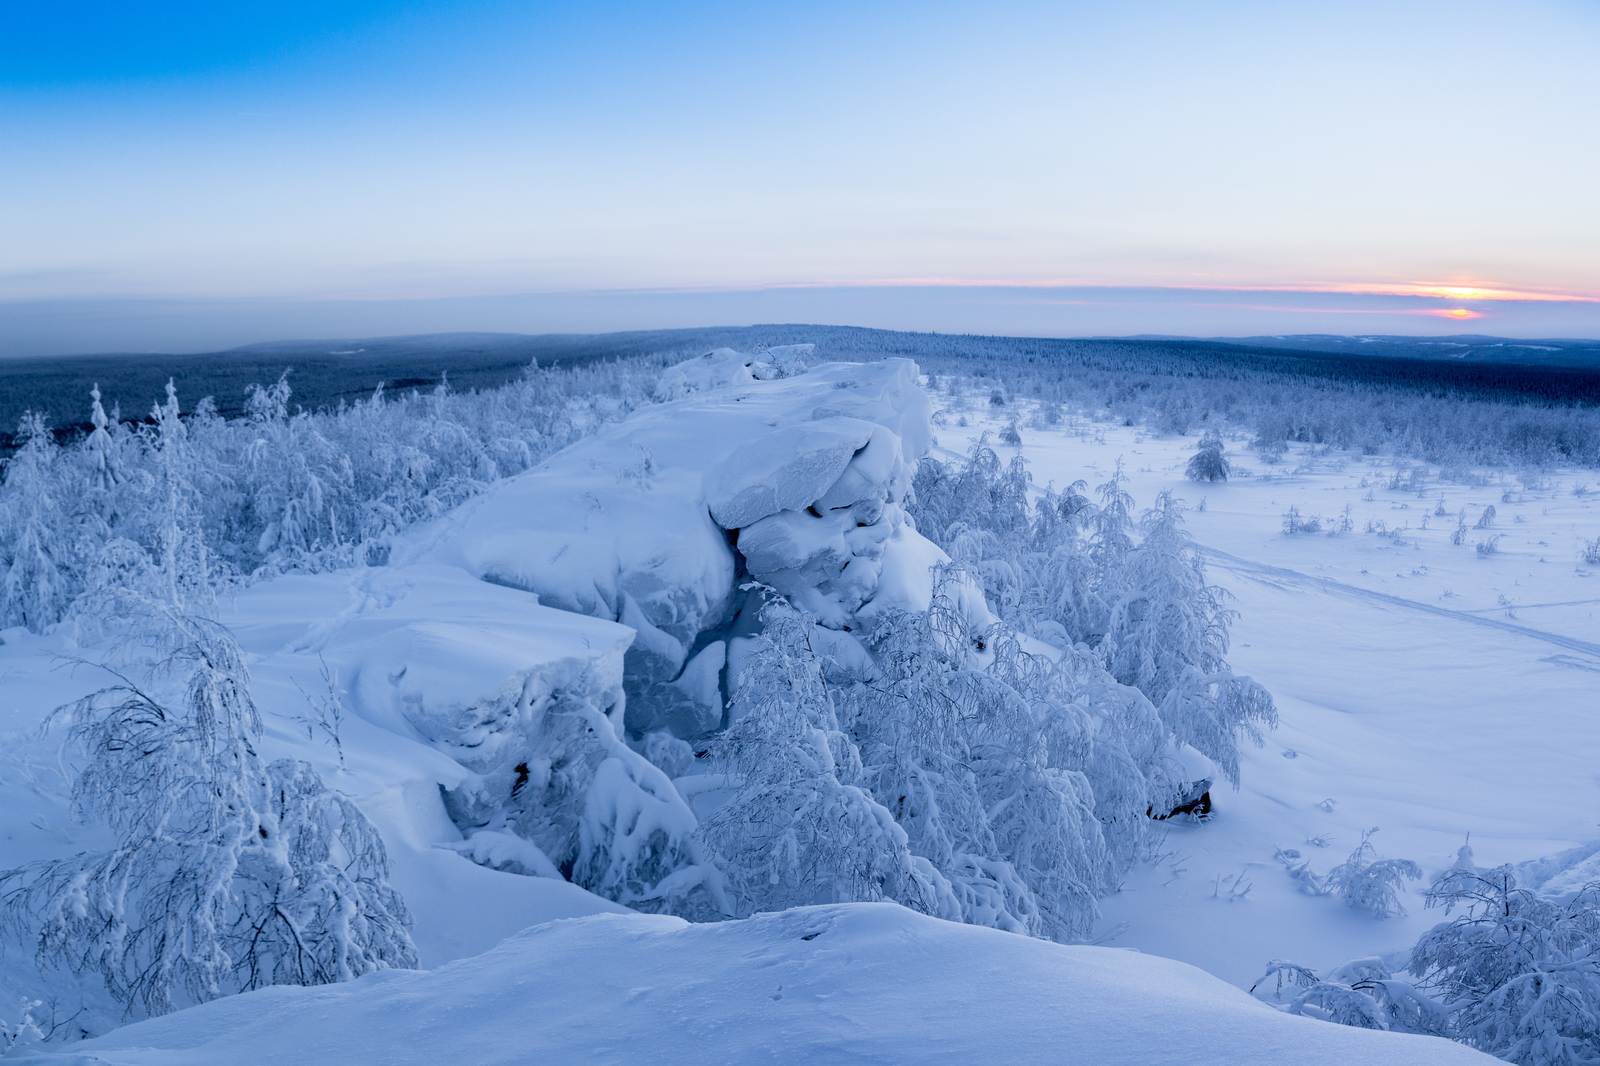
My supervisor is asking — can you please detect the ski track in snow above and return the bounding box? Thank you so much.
[1196,544,1600,661]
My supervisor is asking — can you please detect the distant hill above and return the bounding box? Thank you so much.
[1129,333,1600,370]
[4,327,1599,449]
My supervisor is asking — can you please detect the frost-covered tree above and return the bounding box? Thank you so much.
[841,577,1114,942]
[0,606,416,1019]
[697,598,937,917]
[0,414,77,630]
[1186,429,1230,482]
[1410,846,1600,1065]
[908,452,1275,796]
[1097,492,1276,785]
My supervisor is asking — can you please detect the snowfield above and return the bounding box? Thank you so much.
[934,403,1600,985]
[7,904,1494,1066]
[3,344,1596,1062]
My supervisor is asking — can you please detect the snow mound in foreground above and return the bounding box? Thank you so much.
[17,904,1490,1066]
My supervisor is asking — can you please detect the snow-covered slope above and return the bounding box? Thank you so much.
[10,904,1492,1066]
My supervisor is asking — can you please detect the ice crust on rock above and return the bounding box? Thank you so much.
[415,349,959,739]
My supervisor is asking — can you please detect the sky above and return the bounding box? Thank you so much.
[3,0,1598,354]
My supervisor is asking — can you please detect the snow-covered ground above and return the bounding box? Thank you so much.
[5,351,1590,1061]
[6,904,1493,1066]
[937,402,1600,985]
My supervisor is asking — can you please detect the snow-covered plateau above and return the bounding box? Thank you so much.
[3,344,1594,1063]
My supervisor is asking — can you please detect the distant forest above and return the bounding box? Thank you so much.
[5,326,1600,468]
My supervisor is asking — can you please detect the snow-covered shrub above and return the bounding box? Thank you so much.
[0,604,415,1019]
[444,678,725,919]
[1476,504,1498,529]
[1186,429,1230,482]
[1580,535,1600,566]
[1282,504,1322,535]
[1286,844,1600,1062]
[1477,536,1502,556]
[1323,829,1421,918]
[1409,846,1600,1065]
[1251,958,1446,1036]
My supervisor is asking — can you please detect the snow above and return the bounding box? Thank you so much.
[935,403,1600,985]
[408,351,946,728]
[4,348,1596,1060]
[8,903,1492,1066]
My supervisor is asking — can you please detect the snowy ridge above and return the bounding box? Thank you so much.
[7,904,1494,1066]
[409,347,965,737]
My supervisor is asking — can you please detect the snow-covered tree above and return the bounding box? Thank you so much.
[0,607,416,1019]
[842,577,1113,942]
[1097,492,1276,785]
[1186,429,1230,482]
[1410,846,1600,1065]
[697,598,938,917]
[0,414,76,631]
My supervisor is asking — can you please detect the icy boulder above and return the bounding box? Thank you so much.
[416,352,956,738]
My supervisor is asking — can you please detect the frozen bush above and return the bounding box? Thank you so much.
[1324,829,1421,918]
[1251,958,1446,1036]
[1282,505,1322,535]
[1410,845,1600,1065]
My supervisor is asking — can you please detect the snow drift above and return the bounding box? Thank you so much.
[8,904,1493,1066]
[413,347,960,738]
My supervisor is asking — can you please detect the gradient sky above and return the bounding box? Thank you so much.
[3,0,1598,352]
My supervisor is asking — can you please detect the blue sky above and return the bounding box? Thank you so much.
[3,1,1598,352]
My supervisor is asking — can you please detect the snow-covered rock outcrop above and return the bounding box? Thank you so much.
[12,903,1495,1066]
[294,562,722,918]
[414,348,970,739]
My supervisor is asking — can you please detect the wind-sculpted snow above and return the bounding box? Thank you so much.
[416,347,949,736]
[7,904,1494,1066]
[304,563,725,919]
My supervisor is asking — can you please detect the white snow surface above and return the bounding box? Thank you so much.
[4,351,1596,1061]
[934,401,1600,985]
[411,350,939,664]
[9,904,1491,1066]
